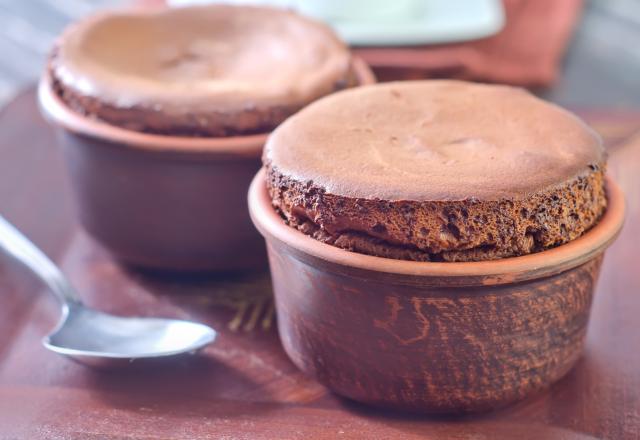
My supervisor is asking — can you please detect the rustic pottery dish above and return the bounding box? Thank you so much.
[38,60,375,271]
[249,168,624,412]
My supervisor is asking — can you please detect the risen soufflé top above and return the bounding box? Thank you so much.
[50,5,356,136]
[265,80,607,262]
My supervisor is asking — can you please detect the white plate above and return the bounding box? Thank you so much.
[167,0,505,46]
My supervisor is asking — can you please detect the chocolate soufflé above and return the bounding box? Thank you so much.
[265,80,607,262]
[50,5,357,137]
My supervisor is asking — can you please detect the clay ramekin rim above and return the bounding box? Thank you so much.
[37,57,375,159]
[249,168,625,284]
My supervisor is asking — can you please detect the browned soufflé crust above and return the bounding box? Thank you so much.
[265,81,607,262]
[49,5,356,137]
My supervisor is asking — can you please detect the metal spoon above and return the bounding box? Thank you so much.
[0,215,216,366]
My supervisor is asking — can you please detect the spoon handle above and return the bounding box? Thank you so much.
[0,215,80,305]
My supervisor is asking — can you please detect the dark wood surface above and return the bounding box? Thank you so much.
[0,89,639,439]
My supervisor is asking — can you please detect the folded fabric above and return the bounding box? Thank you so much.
[353,0,583,87]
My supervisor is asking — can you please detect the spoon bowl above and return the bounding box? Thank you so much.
[0,214,217,367]
[44,303,216,366]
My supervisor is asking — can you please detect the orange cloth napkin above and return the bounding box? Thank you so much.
[353,0,583,87]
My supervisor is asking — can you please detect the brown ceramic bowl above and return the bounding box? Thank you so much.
[248,168,625,413]
[38,59,374,271]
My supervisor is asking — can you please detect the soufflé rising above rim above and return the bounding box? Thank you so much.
[49,4,358,137]
[264,80,606,262]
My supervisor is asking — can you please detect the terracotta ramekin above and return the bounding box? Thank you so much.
[248,168,625,413]
[38,59,375,271]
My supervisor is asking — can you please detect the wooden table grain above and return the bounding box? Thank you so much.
[0,89,639,439]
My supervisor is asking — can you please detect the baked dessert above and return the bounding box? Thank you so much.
[49,5,356,137]
[264,80,607,262]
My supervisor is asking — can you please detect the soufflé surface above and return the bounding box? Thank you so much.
[50,5,355,136]
[265,80,607,262]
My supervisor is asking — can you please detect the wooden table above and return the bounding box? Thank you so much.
[0,89,639,439]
